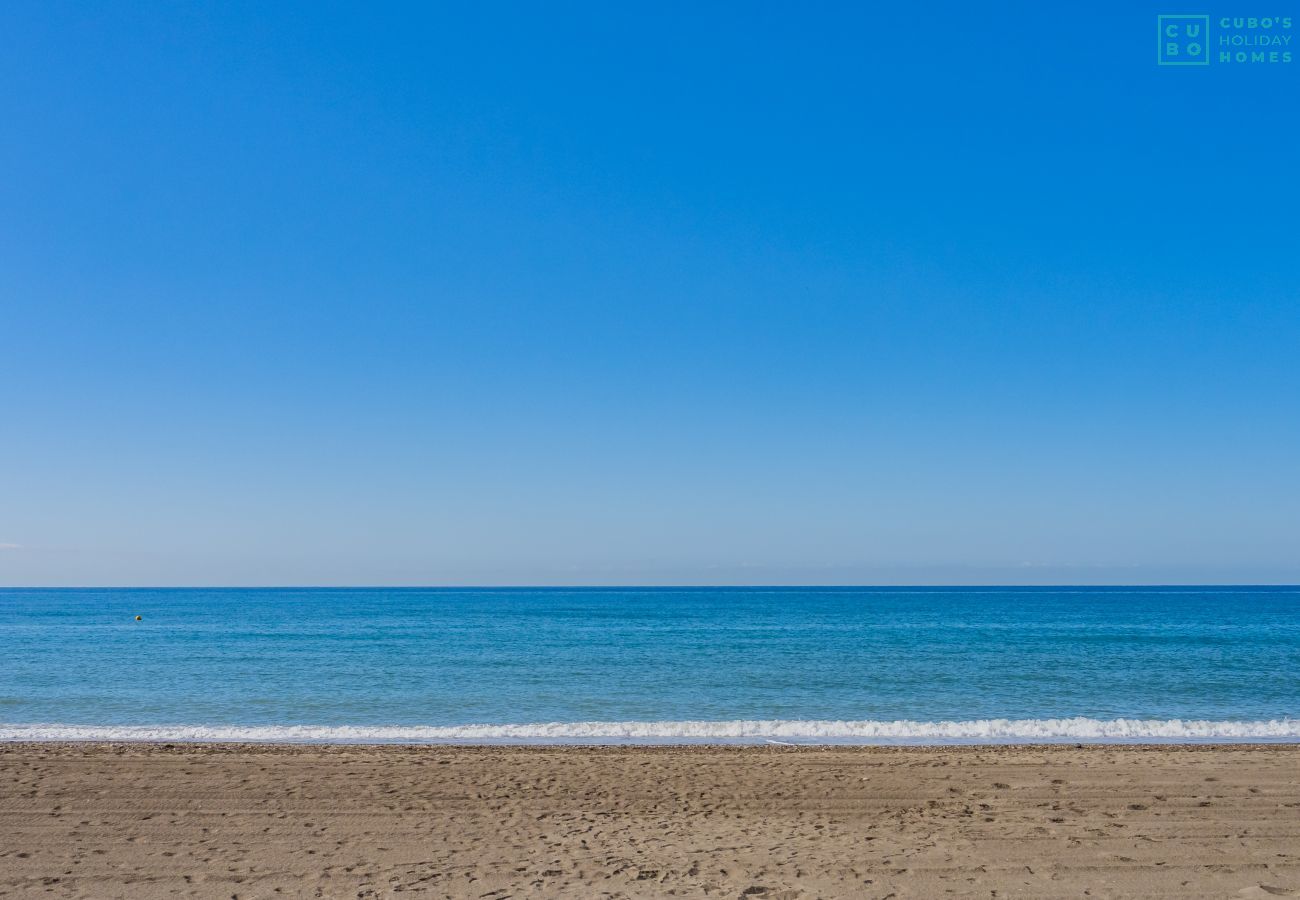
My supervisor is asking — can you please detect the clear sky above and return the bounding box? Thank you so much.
[2,2,1297,586]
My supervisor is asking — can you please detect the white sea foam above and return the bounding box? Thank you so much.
[3,718,1300,744]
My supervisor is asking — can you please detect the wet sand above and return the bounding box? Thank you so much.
[1,743,1298,898]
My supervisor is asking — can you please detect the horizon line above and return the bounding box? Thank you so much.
[3,584,1299,591]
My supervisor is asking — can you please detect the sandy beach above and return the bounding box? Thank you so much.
[0,744,1297,898]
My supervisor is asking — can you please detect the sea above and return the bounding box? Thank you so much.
[2,586,1299,744]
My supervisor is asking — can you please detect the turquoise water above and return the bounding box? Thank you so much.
[2,587,1299,743]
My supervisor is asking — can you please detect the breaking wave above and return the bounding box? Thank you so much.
[3,717,1300,744]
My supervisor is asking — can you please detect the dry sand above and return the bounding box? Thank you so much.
[1,743,1298,898]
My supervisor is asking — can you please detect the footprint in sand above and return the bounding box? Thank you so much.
[1237,887,1300,898]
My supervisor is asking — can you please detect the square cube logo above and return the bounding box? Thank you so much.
[1158,15,1210,64]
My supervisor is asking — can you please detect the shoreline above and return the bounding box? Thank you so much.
[5,743,1299,897]
[6,739,1300,750]
[6,715,1300,745]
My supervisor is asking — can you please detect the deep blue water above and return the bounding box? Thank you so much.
[2,587,1299,742]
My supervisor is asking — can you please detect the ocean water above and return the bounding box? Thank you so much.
[2,587,1299,744]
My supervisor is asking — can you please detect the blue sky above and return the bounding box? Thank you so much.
[2,2,1298,585]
